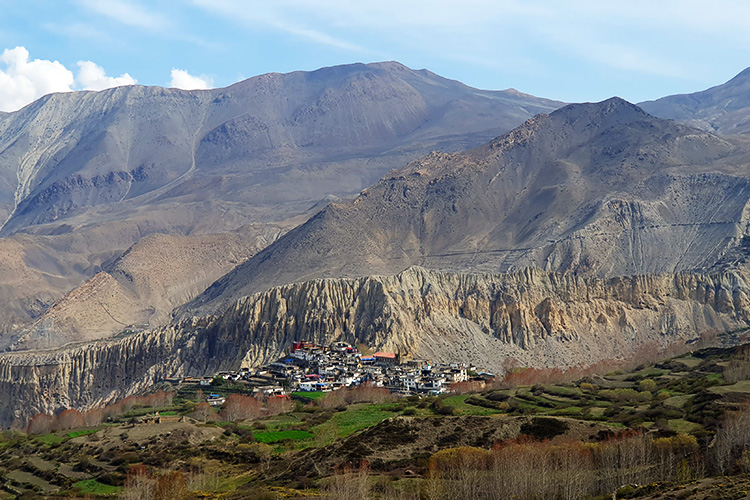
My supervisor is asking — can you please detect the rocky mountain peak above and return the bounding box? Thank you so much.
[549,97,651,129]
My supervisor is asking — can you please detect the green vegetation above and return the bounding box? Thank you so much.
[34,433,66,445]
[74,479,121,495]
[67,428,100,438]
[441,394,502,416]
[254,430,313,443]
[326,405,398,436]
[292,390,326,400]
[2,343,750,499]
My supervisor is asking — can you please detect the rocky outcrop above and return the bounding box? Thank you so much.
[1,266,748,428]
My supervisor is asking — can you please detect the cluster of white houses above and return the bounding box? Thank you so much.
[179,341,493,398]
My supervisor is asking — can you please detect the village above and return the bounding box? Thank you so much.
[174,340,495,405]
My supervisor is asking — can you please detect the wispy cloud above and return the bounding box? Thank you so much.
[42,22,111,42]
[192,0,750,83]
[192,0,369,53]
[76,0,170,31]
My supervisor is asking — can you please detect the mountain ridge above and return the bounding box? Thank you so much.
[640,66,750,134]
[182,97,750,318]
[2,264,748,427]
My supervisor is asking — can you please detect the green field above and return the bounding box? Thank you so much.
[442,394,502,416]
[67,428,100,438]
[35,433,66,445]
[326,405,399,436]
[710,379,750,394]
[293,391,326,400]
[253,430,314,443]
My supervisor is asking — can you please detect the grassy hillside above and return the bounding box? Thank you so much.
[1,344,750,499]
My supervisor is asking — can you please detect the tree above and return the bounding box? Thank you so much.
[57,409,85,430]
[26,413,56,435]
[221,394,262,422]
[192,402,211,423]
[154,471,188,500]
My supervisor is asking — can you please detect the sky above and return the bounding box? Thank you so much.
[1,0,749,112]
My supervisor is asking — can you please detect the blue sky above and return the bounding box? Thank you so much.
[1,0,749,112]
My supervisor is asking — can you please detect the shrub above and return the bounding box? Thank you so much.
[520,417,569,441]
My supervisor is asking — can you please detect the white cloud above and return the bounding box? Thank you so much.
[170,68,212,90]
[77,61,136,90]
[0,47,144,112]
[0,47,74,112]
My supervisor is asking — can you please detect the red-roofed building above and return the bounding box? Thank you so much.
[373,352,398,366]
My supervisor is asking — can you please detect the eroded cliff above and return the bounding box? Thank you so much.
[1,266,748,427]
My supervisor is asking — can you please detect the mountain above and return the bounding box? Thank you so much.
[0,61,562,236]
[0,61,562,344]
[6,226,282,351]
[183,97,750,317]
[4,98,750,427]
[640,67,750,134]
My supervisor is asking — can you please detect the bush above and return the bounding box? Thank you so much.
[431,398,456,416]
[520,417,569,441]
[639,379,658,392]
[97,471,125,486]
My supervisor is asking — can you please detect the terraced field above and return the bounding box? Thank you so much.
[0,344,749,498]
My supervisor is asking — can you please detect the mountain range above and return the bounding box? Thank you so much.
[2,62,750,426]
[640,67,750,134]
[0,61,562,347]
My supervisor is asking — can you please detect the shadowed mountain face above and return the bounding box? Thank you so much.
[0,62,562,342]
[640,67,750,134]
[183,98,750,317]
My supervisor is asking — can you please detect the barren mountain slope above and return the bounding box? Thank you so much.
[640,66,750,134]
[0,62,562,341]
[7,225,283,351]
[184,98,750,317]
[0,61,562,235]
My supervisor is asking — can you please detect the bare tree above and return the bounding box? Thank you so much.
[57,409,85,430]
[26,413,56,434]
[324,461,371,500]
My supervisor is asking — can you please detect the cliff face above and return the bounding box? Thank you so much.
[1,266,748,427]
